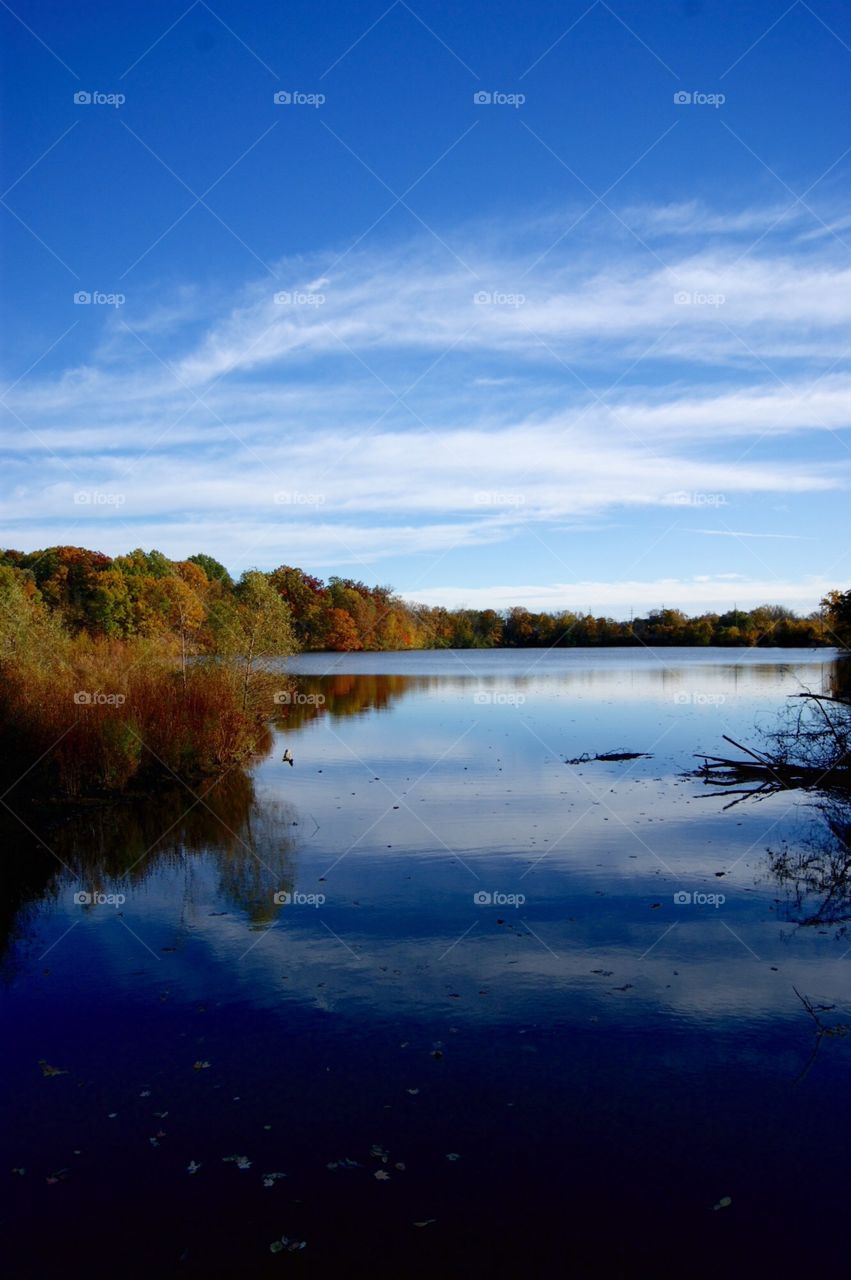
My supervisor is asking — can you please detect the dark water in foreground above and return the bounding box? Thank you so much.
[2,648,851,1277]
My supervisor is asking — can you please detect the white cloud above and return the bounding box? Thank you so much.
[3,201,851,604]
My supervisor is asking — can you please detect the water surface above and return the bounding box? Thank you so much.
[2,648,849,1277]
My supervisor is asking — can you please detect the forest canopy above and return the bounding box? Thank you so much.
[1,545,846,651]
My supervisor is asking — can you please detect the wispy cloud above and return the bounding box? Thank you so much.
[3,201,849,600]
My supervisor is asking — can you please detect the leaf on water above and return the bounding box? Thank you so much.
[187,1161,202,1175]
[406,1088,420,1095]
[394,1162,406,1171]
[11,1168,26,1176]
[280,1237,306,1252]
[713,1196,732,1210]
[262,1172,287,1188]
[232,1156,252,1170]
[38,1060,67,1078]
[154,1111,168,1119]
[446,1153,460,1161]
[269,1242,284,1254]
[374,1170,390,1180]
[140,1089,151,1097]
[413,1220,436,1228]
[193,1061,211,1071]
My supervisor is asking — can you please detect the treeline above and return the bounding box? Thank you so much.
[0,548,295,797]
[1,545,845,652]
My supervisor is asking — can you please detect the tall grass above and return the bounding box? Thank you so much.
[0,635,276,799]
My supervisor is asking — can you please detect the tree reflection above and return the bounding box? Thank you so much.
[768,800,851,935]
[0,769,298,971]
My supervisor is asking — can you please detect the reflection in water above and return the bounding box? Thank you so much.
[769,800,851,935]
[5,649,851,1278]
[0,771,297,973]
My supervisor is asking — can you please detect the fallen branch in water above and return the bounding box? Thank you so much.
[694,692,851,806]
[566,749,652,764]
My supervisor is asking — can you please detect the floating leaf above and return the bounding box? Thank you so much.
[713,1196,732,1211]
[222,1154,251,1170]
[187,1161,202,1175]
[374,1170,390,1181]
[446,1153,460,1161]
[193,1061,211,1071]
[269,1241,284,1254]
[38,1060,67,1078]
[413,1219,436,1228]
[406,1088,420,1095]
[262,1172,287,1188]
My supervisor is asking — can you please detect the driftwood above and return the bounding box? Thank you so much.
[566,750,652,765]
[694,693,851,808]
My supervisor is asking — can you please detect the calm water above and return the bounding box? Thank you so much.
[2,648,850,1277]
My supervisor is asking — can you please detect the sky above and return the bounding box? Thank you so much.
[2,0,851,615]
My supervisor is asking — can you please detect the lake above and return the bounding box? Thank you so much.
[2,647,850,1277]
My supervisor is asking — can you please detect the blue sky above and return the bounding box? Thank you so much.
[2,0,851,614]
